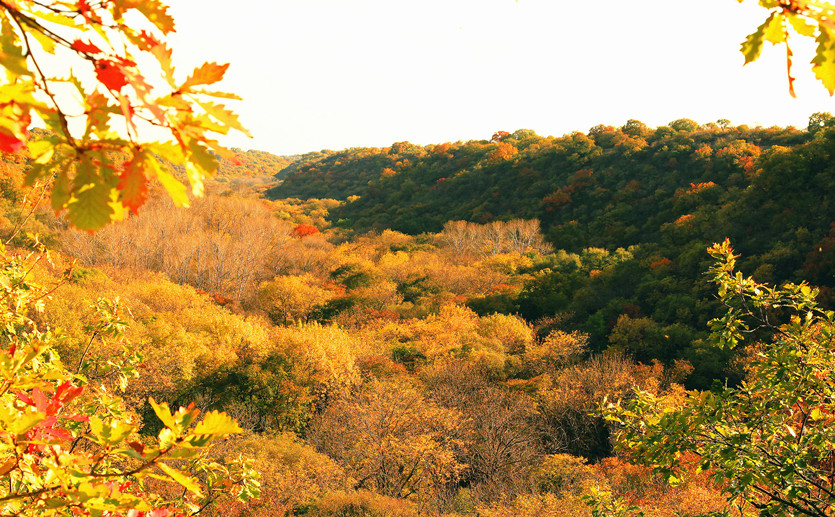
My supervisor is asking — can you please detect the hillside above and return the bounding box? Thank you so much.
[266,121,810,240]
[264,118,835,383]
[0,118,832,516]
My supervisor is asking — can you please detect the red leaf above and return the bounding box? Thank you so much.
[70,39,101,54]
[117,157,149,214]
[0,129,25,153]
[55,381,84,405]
[127,440,146,457]
[77,0,101,23]
[95,60,128,91]
[41,426,74,441]
[31,387,47,412]
[17,392,33,406]
[136,30,161,51]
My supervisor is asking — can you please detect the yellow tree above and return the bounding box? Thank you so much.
[309,379,464,508]
[257,274,336,325]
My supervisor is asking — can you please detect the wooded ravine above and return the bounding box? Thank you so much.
[1,115,833,515]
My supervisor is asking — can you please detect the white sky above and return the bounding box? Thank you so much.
[164,0,835,155]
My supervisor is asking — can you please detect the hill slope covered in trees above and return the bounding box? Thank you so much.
[265,117,835,384]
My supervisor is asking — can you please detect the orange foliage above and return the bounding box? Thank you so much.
[293,223,320,238]
[322,281,348,295]
[694,144,713,159]
[433,143,452,156]
[363,307,400,322]
[488,142,519,162]
[542,188,572,211]
[570,169,594,189]
[195,289,233,306]
[650,257,673,270]
[490,283,517,294]
[674,214,694,225]
[686,181,717,194]
[491,130,511,142]
[738,155,757,176]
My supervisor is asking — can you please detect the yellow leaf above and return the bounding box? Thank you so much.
[193,410,243,436]
[764,13,786,44]
[813,27,835,95]
[89,415,134,445]
[195,100,251,137]
[192,89,242,100]
[151,43,176,86]
[180,62,229,91]
[789,15,816,37]
[149,397,177,430]
[158,463,203,496]
[33,11,84,29]
[147,157,189,207]
[0,457,15,476]
[29,29,56,54]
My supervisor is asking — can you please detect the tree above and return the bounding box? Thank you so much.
[309,379,464,507]
[0,0,248,229]
[257,274,336,325]
[601,239,835,516]
[668,118,699,132]
[807,111,835,134]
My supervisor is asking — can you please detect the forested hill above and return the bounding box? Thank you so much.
[267,119,820,242]
[216,148,295,178]
[266,116,835,273]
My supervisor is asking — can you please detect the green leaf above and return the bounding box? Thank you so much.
[67,159,116,230]
[0,18,32,77]
[51,172,71,213]
[186,140,218,175]
[741,14,774,64]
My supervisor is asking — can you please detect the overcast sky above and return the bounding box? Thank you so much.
[165,0,834,155]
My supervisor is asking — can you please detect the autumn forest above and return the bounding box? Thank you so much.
[1,0,835,515]
[0,110,833,516]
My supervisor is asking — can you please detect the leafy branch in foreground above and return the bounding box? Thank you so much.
[741,0,835,96]
[600,239,835,517]
[0,0,249,230]
[0,238,259,516]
